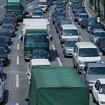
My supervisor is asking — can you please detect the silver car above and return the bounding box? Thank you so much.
[63,39,78,57]
[81,63,105,90]
[90,29,105,44]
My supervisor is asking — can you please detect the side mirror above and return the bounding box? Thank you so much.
[25,98,29,102]
[62,44,64,47]
[20,35,23,41]
[4,4,6,8]
[2,81,6,85]
[0,21,2,25]
[49,35,52,41]
[28,73,30,75]
[79,33,81,35]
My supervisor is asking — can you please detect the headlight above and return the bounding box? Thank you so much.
[100,101,105,104]
[88,27,91,30]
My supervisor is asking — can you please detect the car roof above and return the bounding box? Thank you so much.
[87,63,105,67]
[30,59,51,66]
[75,42,97,48]
[61,24,77,29]
[79,13,88,15]
[93,29,105,33]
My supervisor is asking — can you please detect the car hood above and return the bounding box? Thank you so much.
[98,94,105,102]
[86,75,105,83]
[78,56,101,62]
[62,36,79,39]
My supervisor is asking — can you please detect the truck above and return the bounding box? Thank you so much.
[26,66,89,105]
[6,0,26,21]
[22,19,51,60]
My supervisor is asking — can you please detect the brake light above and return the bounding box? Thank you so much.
[24,49,26,51]
[72,3,73,5]
[79,3,82,5]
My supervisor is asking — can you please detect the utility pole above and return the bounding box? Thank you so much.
[98,0,100,16]
[104,0,105,19]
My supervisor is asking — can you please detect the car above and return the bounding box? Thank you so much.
[32,10,44,18]
[38,1,48,12]
[82,63,105,90]
[72,42,102,73]
[71,3,82,13]
[5,13,18,23]
[0,29,11,45]
[2,17,16,29]
[59,24,80,44]
[74,8,86,21]
[86,17,98,32]
[55,5,65,11]
[80,18,88,29]
[69,0,82,6]
[96,38,105,54]
[63,39,78,57]
[1,24,15,37]
[0,36,8,53]
[32,49,48,59]
[58,19,72,34]
[52,10,66,24]
[28,59,51,84]
[90,23,105,34]
[34,7,42,11]
[77,13,88,25]
[90,29,105,44]
[92,78,105,105]
[0,48,8,66]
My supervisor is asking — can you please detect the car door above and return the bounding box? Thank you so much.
[93,80,100,102]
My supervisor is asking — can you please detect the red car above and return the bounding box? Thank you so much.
[2,17,16,29]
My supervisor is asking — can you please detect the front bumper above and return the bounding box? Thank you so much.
[64,51,73,57]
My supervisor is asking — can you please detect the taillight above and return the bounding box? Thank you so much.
[5,46,8,49]
[72,3,73,5]
[79,3,82,5]
[24,49,26,51]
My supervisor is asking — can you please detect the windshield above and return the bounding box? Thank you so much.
[39,2,47,5]
[32,53,48,59]
[63,29,78,36]
[6,5,23,10]
[99,84,105,94]
[79,48,99,57]
[88,19,98,25]
[33,12,42,16]
[88,67,105,75]
[80,15,88,18]
[2,25,13,29]
[65,41,77,47]
[0,38,5,43]
[72,0,82,3]
[25,35,49,45]
[93,32,105,37]
[3,18,15,23]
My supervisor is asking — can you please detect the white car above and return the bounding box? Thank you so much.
[72,42,102,73]
[92,79,105,105]
[28,59,51,84]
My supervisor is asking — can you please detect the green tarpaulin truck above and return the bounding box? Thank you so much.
[6,0,26,21]
[27,66,89,105]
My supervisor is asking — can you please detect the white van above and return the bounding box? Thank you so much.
[60,24,80,44]
[28,59,51,84]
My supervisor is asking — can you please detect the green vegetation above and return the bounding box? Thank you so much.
[100,0,104,5]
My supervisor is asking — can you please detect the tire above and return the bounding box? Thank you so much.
[92,93,96,103]
[73,59,76,68]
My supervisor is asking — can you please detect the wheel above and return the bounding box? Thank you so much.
[92,93,96,103]
[73,59,76,68]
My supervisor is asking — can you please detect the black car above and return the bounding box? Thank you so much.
[86,17,98,32]
[80,18,88,29]
[1,24,15,37]
[0,36,8,53]
[96,38,105,54]
[0,29,11,45]
[32,49,48,59]
[0,48,8,66]
[52,10,66,24]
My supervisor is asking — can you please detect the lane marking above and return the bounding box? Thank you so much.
[85,0,91,17]
[51,10,52,12]
[57,57,63,66]
[17,56,19,65]
[49,13,51,16]
[52,44,55,50]
[49,17,50,20]
[0,6,3,8]
[19,34,21,39]
[102,61,105,64]
[53,6,54,9]
[17,44,19,50]
[80,35,84,41]
[70,16,72,19]
[16,103,19,105]
[69,13,70,15]
[16,74,19,88]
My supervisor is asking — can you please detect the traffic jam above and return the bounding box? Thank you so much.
[0,0,105,105]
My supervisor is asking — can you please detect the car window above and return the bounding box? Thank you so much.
[74,44,78,53]
[95,80,100,90]
[84,66,88,73]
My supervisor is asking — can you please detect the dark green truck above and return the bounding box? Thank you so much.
[27,66,89,105]
[6,0,26,21]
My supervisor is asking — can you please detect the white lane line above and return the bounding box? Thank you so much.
[53,6,54,9]
[17,56,19,65]
[17,44,19,50]
[57,57,63,66]
[70,17,72,19]
[52,44,55,50]
[16,103,19,105]
[69,9,70,12]
[85,0,91,17]
[16,74,19,88]
[49,17,50,20]
[102,61,105,64]
[80,35,84,41]
[0,6,3,8]
[19,34,21,39]
[49,13,51,16]
[51,10,52,12]
[69,13,70,15]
